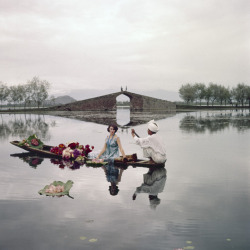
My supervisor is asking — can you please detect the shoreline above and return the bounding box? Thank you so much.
[0,105,249,114]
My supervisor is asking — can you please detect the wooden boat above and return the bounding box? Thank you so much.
[10,140,165,168]
[10,141,61,158]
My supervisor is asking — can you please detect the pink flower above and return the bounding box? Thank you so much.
[62,147,73,160]
[31,138,39,146]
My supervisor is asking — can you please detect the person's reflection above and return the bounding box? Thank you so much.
[132,166,167,209]
[101,159,125,196]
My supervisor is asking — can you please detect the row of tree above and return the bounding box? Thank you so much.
[179,83,250,106]
[0,77,51,109]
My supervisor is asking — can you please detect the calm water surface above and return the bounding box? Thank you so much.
[0,110,249,250]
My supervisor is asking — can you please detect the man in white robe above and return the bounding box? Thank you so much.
[131,120,167,164]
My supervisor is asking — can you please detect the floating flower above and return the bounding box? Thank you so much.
[92,159,104,163]
[31,138,39,146]
[89,239,98,242]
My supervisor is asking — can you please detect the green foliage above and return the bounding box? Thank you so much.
[0,76,51,109]
[179,82,250,106]
[179,83,196,104]
[0,82,9,108]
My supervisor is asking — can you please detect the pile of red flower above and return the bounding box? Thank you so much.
[50,142,94,160]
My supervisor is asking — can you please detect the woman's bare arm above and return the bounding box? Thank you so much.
[116,137,126,158]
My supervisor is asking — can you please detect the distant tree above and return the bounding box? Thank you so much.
[16,84,25,107]
[23,83,33,108]
[7,85,19,109]
[179,83,196,104]
[28,77,50,108]
[217,85,230,106]
[193,83,206,105]
[0,83,9,109]
[232,83,248,106]
[207,83,220,106]
[245,86,250,107]
[204,85,213,106]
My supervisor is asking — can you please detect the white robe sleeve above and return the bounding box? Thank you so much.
[133,134,166,155]
[133,135,151,147]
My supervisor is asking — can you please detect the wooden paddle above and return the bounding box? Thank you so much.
[131,129,140,138]
[134,131,140,138]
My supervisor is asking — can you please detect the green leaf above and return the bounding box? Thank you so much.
[89,239,98,242]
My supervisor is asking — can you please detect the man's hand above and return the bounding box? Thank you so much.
[131,129,135,137]
[132,193,137,200]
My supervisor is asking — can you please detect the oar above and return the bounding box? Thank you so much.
[131,129,140,138]
[134,132,140,138]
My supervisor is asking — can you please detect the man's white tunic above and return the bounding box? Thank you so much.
[133,134,167,163]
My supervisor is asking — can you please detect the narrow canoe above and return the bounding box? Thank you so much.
[10,140,165,168]
[10,141,60,158]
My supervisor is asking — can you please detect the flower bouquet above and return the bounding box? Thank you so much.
[18,134,44,149]
[50,142,94,161]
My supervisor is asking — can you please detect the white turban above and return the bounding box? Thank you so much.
[148,120,159,133]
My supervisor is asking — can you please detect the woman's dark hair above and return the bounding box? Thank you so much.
[107,124,118,133]
[109,185,119,196]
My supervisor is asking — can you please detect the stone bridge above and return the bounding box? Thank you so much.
[55,90,176,111]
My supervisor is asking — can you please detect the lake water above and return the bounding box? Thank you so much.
[0,109,249,250]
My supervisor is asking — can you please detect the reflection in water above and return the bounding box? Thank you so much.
[116,107,130,126]
[10,152,44,168]
[101,159,126,196]
[50,158,82,170]
[180,110,250,133]
[133,166,167,209]
[47,109,176,127]
[0,114,54,140]
[10,152,83,170]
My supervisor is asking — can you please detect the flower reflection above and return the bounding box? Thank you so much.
[50,158,83,170]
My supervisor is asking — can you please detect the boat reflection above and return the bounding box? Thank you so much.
[10,152,44,168]
[132,166,167,209]
[10,152,83,170]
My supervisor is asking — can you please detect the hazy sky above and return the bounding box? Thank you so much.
[0,0,249,96]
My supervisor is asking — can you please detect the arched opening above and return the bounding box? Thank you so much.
[116,94,130,126]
